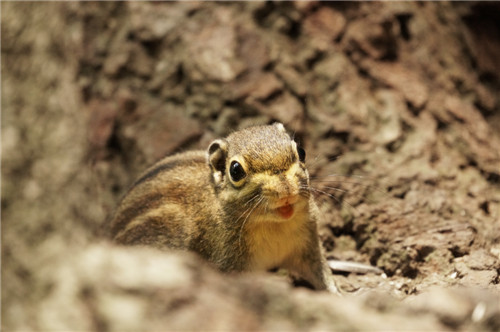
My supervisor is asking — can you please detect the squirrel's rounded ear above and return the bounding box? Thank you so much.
[207,139,228,174]
[273,122,286,133]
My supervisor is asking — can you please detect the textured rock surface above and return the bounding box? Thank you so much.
[2,2,500,331]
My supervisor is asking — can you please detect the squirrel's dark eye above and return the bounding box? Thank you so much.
[297,146,306,163]
[229,161,246,182]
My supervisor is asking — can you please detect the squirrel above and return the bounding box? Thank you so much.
[110,123,339,293]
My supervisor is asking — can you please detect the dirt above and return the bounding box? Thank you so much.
[2,2,500,331]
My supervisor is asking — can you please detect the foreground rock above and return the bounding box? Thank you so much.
[5,244,498,331]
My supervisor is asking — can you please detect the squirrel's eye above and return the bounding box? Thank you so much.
[229,161,246,182]
[297,146,306,163]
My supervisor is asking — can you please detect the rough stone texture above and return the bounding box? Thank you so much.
[2,2,500,331]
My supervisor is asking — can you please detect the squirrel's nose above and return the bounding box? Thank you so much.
[276,177,299,199]
[277,194,299,207]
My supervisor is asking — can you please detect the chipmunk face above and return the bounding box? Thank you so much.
[207,123,310,223]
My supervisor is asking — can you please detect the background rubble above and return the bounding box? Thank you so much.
[2,2,499,330]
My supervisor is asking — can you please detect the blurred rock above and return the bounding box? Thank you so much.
[303,7,346,51]
[189,20,246,82]
[122,105,203,163]
[27,244,463,331]
[362,60,429,110]
[403,287,500,331]
[465,250,499,271]
[3,2,500,331]
[230,72,284,101]
[345,15,399,60]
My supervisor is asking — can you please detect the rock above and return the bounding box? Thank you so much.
[4,2,500,332]
[33,244,459,331]
[255,91,304,133]
[345,16,398,60]
[461,270,498,289]
[313,53,351,84]
[128,2,198,41]
[403,287,478,328]
[123,105,203,163]
[303,7,346,50]
[238,30,271,71]
[230,72,284,101]
[190,24,246,82]
[362,60,429,110]
[86,98,119,152]
[275,64,308,97]
[465,250,499,271]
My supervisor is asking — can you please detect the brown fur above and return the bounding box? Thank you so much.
[110,123,338,292]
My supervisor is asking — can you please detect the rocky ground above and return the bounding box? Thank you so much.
[2,2,500,331]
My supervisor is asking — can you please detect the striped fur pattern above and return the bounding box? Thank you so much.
[110,123,337,292]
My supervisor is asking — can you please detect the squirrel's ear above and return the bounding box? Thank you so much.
[273,122,286,133]
[207,139,228,183]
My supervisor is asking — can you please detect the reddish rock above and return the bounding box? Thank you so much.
[303,7,346,50]
[364,61,429,109]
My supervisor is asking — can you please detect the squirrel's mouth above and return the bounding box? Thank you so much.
[273,195,299,219]
[276,204,294,219]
